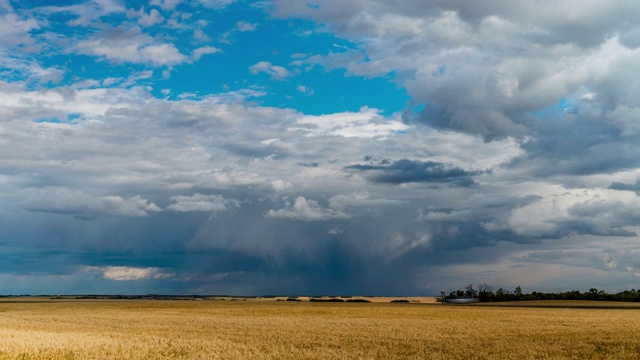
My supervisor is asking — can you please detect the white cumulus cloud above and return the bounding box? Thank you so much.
[266,196,349,221]
[87,266,174,281]
[236,21,257,32]
[191,45,221,61]
[249,61,294,80]
[297,107,408,138]
[167,193,238,212]
[75,27,187,66]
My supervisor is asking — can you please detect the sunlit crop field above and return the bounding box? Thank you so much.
[1,298,640,359]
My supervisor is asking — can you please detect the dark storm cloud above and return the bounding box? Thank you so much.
[346,159,479,186]
[609,180,640,194]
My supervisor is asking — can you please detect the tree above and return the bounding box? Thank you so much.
[478,283,495,302]
[465,284,478,298]
[514,286,523,297]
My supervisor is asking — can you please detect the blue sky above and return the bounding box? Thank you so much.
[21,0,408,116]
[2,0,640,295]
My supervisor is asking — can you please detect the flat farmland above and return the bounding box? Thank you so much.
[0,299,640,359]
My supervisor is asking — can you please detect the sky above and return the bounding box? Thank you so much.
[2,0,640,296]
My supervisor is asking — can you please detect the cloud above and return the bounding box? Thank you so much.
[0,57,65,84]
[87,266,173,281]
[191,45,221,61]
[271,0,640,143]
[297,107,408,138]
[75,26,188,66]
[296,85,314,95]
[216,20,258,45]
[249,61,294,80]
[0,13,39,46]
[167,193,238,212]
[0,0,12,12]
[266,196,349,221]
[4,1,640,296]
[347,159,479,186]
[135,8,165,27]
[195,0,238,9]
[149,0,182,11]
[270,179,293,192]
[328,191,402,213]
[21,188,161,219]
[34,0,126,26]
[193,27,211,42]
[506,188,640,238]
[609,180,640,194]
[236,21,257,32]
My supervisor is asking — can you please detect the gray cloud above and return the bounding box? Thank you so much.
[273,0,640,146]
[2,0,640,296]
[266,196,349,221]
[167,194,239,213]
[21,187,161,219]
[609,180,640,194]
[347,159,478,186]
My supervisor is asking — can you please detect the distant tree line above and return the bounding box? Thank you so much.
[445,284,640,302]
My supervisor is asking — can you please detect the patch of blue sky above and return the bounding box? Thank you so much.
[251,67,410,116]
[432,65,446,77]
[27,0,410,117]
[532,97,579,120]
[34,117,61,123]
[33,113,82,124]
[45,54,125,86]
[0,63,24,83]
[161,7,408,115]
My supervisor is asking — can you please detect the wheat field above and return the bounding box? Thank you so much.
[0,298,639,359]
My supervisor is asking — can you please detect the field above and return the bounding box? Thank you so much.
[0,298,640,359]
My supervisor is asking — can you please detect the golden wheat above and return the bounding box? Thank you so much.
[0,299,638,359]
